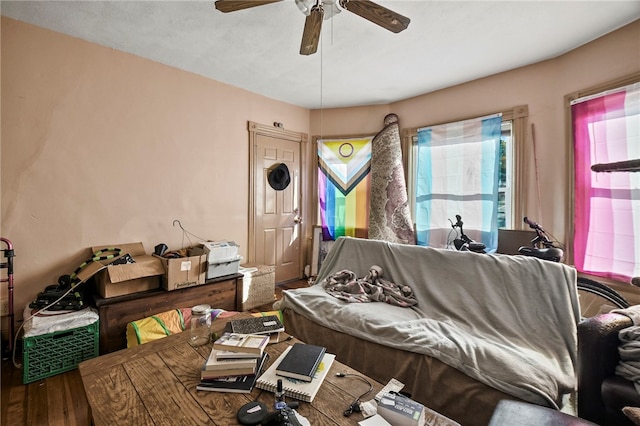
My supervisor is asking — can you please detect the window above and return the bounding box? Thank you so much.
[570,78,640,283]
[498,121,513,229]
[409,121,512,227]
[405,106,527,250]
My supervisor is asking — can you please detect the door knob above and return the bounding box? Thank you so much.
[293,215,302,224]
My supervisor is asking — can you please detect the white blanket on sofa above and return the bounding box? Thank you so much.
[279,237,580,409]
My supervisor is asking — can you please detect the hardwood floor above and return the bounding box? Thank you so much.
[1,279,308,426]
[1,361,89,426]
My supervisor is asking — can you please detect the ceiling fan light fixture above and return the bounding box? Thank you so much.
[322,0,343,20]
[295,0,316,16]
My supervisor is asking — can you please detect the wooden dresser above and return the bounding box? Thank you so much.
[92,273,242,354]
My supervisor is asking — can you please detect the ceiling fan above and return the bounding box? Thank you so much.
[214,0,410,55]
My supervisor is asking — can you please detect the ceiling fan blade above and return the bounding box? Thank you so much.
[214,0,283,13]
[300,5,324,55]
[340,0,410,33]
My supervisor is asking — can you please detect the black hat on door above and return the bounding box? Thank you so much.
[268,163,291,191]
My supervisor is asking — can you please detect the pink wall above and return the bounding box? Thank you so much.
[1,17,310,322]
[2,17,639,325]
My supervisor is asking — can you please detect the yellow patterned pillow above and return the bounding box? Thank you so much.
[126,309,187,347]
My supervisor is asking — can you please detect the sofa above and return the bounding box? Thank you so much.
[277,237,581,426]
[578,312,640,425]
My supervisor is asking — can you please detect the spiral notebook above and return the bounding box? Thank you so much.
[256,345,335,402]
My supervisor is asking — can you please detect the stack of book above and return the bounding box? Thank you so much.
[256,343,334,402]
[196,332,270,393]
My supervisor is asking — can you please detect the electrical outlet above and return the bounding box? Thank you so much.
[0,300,9,316]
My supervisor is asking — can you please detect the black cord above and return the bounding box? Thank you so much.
[336,373,373,417]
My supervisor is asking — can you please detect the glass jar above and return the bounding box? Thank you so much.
[189,304,212,347]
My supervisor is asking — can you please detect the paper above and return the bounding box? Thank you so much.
[374,378,405,402]
[358,414,392,426]
[360,399,379,418]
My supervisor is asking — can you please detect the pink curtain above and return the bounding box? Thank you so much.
[572,83,640,282]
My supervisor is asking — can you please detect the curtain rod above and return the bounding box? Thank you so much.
[570,81,639,106]
[417,112,502,132]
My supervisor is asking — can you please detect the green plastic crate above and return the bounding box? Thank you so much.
[22,320,99,384]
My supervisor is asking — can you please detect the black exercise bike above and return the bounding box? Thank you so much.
[517,216,630,315]
[448,215,486,254]
[517,217,564,262]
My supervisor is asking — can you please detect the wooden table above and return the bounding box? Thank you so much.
[78,313,385,425]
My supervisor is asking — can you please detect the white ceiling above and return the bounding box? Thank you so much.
[2,1,639,109]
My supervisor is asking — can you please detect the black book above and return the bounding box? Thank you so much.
[229,315,285,335]
[275,343,326,382]
[196,352,269,393]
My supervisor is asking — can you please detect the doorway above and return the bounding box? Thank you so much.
[248,122,308,283]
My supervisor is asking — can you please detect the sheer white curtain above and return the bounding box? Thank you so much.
[415,114,502,252]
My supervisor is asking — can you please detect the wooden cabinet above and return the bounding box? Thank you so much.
[92,274,242,354]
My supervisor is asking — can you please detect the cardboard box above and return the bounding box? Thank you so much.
[87,243,163,298]
[155,253,207,291]
[206,256,241,280]
[201,241,239,263]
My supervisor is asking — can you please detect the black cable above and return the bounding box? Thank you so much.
[336,373,374,417]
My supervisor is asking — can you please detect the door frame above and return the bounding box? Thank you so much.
[247,121,309,279]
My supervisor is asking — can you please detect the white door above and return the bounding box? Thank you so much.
[249,123,306,283]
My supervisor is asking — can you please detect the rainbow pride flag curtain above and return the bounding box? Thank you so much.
[318,138,372,240]
[415,114,502,251]
[572,82,640,282]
